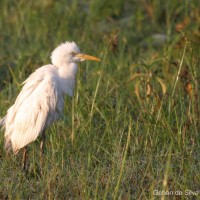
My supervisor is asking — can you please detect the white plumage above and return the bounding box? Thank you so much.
[0,41,100,154]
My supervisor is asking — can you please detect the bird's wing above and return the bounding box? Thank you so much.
[5,66,58,154]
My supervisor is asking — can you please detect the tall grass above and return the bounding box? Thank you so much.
[0,0,200,199]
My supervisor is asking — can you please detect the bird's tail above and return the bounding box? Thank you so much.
[0,116,12,153]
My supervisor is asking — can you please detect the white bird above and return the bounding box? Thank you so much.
[0,41,100,162]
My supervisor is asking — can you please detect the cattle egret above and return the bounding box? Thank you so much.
[0,41,100,168]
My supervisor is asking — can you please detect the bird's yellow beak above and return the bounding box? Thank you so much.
[75,53,101,62]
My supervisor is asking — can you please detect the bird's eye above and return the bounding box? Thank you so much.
[71,52,77,56]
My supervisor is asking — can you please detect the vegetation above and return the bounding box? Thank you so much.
[0,0,199,199]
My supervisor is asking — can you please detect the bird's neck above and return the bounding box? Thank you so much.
[57,63,78,97]
[58,63,78,79]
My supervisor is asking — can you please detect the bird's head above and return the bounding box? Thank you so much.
[51,41,100,67]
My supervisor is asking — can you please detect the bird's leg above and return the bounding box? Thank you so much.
[40,130,46,153]
[22,147,28,171]
[40,131,46,173]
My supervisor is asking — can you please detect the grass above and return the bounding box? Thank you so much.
[0,0,200,199]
